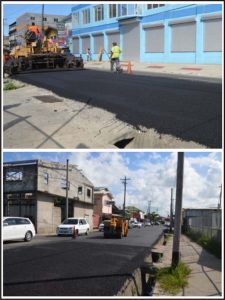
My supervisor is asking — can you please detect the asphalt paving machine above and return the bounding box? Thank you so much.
[4,27,84,76]
[103,214,128,239]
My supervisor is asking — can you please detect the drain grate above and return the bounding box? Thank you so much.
[34,95,63,103]
[114,137,134,148]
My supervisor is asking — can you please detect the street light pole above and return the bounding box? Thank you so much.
[65,159,69,220]
[170,188,174,232]
[218,184,222,209]
[172,152,184,268]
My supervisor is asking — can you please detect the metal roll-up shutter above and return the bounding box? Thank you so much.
[145,26,164,53]
[122,21,140,61]
[82,36,90,53]
[204,18,222,52]
[171,22,196,52]
[93,34,104,54]
[107,32,120,52]
[73,37,79,53]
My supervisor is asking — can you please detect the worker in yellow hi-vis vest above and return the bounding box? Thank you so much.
[110,42,122,73]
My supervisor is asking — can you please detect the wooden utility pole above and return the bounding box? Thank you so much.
[170,188,174,232]
[121,176,131,217]
[172,152,184,268]
[41,4,44,38]
[65,159,69,220]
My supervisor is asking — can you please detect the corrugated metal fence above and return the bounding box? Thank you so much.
[184,210,221,242]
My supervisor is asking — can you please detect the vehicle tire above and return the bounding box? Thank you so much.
[85,229,89,236]
[24,231,33,242]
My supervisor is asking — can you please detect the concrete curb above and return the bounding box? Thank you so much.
[116,232,165,296]
[84,61,222,80]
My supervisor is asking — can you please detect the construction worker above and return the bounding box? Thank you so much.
[28,22,40,39]
[110,42,122,73]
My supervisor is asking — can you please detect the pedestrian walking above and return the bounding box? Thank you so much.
[86,48,92,61]
[110,42,122,73]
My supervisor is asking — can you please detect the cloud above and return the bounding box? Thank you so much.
[4,151,221,216]
[69,152,222,217]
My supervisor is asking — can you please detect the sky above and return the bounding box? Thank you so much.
[2,2,75,35]
[3,151,222,217]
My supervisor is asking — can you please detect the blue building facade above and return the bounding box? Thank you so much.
[71,3,222,64]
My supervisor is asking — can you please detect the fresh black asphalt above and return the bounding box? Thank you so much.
[3,226,163,296]
[14,69,222,148]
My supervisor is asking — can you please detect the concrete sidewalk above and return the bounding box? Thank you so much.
[153,234,222,297]
[84,61,222,80]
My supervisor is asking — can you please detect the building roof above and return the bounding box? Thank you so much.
[126,206,144,213]
[4,159,94,187]
[94,187,113,198]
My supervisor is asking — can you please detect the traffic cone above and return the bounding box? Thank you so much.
[127,61,132,74]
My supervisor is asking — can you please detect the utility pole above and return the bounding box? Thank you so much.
[41,4,44,38]
[65,159,69,220]
[218,184,222,209]
[172,152,184,268]
[148,200,151,220]
[121,176,131,217]
[170,188,174,232]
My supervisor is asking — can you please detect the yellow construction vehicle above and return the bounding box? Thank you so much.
[103,214,128,239]
[4,26,84,75]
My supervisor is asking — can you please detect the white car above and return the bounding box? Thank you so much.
[98,223,104,232]
[56,218,90,236]
[3,217,36,242]
[144,221,152,227]
[133,221,142,228]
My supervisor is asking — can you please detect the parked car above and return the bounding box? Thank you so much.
[56,218,90,236]
[133,221,142,228]
[144,221,151,227]
[99,222,104,232]
[3,217,36,242]
[128,220,134,229]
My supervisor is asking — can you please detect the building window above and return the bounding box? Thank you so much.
[44,172,48,184]
[78,186,83,194]
[43,17,47,21]
[54,18,58,22]
[87,188,91,198]
[118,4,127,16]
[30,16,35,20]
[95,4,104,22]
[61,179,70,190]
[83,9,90,24]
[73,12,79,25]
[5,171,23,181]
[147,4,165,10]
[109,4,117,18]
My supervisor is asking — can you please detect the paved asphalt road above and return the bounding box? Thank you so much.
[3,226,164,296]
[14,69,222,148]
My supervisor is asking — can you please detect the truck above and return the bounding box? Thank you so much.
[103,214,128,239]
[4,26,84,76]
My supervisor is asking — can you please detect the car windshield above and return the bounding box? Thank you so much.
[63,219,78,225]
